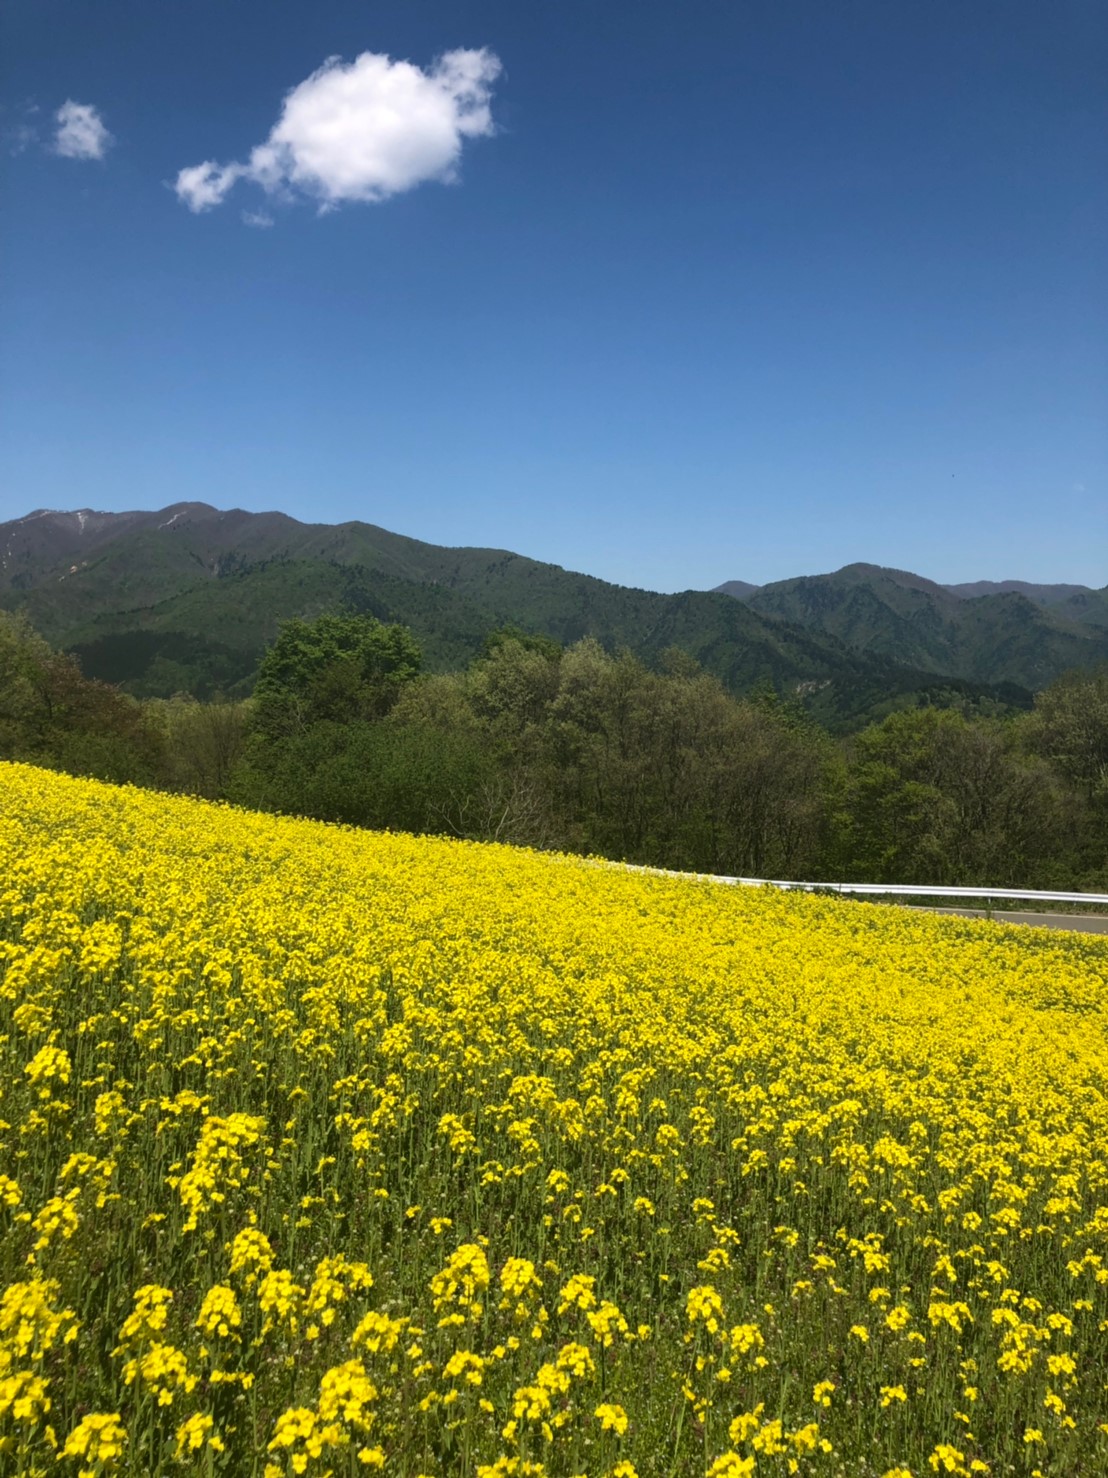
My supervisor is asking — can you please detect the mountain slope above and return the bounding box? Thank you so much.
[0,504,1024,726]
[943,579,1108,633]
[713,563,1108,690]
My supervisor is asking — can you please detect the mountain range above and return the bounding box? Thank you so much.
[1,503,1102,728]
[713,564,1108,690]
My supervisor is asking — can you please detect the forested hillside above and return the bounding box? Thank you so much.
[2,608,1105,892]
[716,562,1108,688]
[0,506,1034,727]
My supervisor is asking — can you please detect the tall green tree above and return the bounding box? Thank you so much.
[250,612,422,737]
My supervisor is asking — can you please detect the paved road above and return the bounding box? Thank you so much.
[910,905,1108,934]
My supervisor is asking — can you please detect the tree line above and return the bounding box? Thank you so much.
[2,608,1105,891]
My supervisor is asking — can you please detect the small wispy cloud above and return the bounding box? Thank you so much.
[175,47,501,217]
[5,122,39,156]
[2,100,40,156]
[53,100,113,160]
[242,209,275,229]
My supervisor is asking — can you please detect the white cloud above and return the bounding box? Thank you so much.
[242,209,275,229]
[175,161,243,212]
[54,100,113,160]
[175,47,501,215]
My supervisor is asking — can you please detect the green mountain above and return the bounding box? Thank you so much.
[941,579,1108,632]
[713,562,1108,691]
[0,505,1025,728]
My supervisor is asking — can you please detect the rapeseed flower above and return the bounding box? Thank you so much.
[1,761,1107,1475]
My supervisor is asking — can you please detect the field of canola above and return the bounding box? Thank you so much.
[1,762,1108,1478]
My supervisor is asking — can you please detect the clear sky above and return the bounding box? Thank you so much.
[1,0,1105,591]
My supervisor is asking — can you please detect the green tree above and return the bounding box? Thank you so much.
[537,640,836,877]
[1020,667,1108,885]
[468,634,563,738]
[480,625,562,662]
[0,610,161,783]
[230,720,491,834]
[151,697,249,798]
[1026,667,1108,800]
[250,612,422,737]
[844,707,1068,886]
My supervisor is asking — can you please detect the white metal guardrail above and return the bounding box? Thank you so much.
[609,862,1108,909]
[723,879,1108,907]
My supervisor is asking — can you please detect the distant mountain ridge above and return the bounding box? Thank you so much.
[0,503,1032,729]
[718,573,1102,608]
[942,578,1094,605]
[712,562,1108,690]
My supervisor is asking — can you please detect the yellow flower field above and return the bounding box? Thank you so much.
[1,761,1107,1478]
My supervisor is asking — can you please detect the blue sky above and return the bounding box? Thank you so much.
[1,0,1105,590]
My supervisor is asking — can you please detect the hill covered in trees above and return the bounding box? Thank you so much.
[2,606,1106,893]
[714,562,1108,689]
[1,504,1034,728]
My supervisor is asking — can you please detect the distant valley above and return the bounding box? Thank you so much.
[2,503,1103,727]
